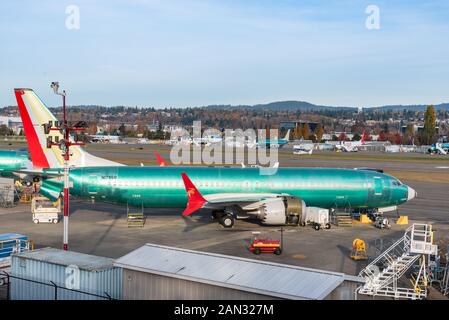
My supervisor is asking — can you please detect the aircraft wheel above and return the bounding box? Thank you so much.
[219,214,234,228]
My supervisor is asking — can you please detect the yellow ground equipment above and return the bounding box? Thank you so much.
[352,214,373,225]
[396,216,409,225]
[18,185,34,203]
[19,193,32,203]
[351,238,368,261]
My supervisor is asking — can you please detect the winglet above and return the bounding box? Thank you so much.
[155,151,168,167]
[181,173,206,216]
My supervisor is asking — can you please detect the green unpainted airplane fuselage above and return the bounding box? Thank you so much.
[40,166,410,210]
[258,138,289,147]
[0,150,29,177]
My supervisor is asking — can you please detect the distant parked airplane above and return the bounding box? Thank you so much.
[335,130,367,152]
[192,135,222,147]
[428,143,449,155]
[252,129,290,149]
[293,145,313,155]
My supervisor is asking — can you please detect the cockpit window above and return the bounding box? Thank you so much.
[392,180,402,186]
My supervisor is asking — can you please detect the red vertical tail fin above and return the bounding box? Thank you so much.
[361,130,367,145]
[14,89,50,169]
[154,151,168,167]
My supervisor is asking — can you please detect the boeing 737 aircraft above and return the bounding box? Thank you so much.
[10,88,416,228]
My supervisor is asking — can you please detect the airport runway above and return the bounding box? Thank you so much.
[82,143,449,174]
[2,141,449,174]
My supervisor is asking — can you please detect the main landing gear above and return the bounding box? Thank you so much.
[212,209,235,228]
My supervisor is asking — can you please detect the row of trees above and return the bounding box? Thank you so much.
[291,124,325,142]
[0,104,441,145]
[0,125,14,136]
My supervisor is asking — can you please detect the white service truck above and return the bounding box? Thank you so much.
[300,207,331,230]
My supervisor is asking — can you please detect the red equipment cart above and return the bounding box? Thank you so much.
[249,231,283,255]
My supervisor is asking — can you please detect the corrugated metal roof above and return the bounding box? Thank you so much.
[114,244,360,300]
[14,247,115,272]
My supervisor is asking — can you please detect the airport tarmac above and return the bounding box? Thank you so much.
[0,142,448,279]
[2,198,447,277]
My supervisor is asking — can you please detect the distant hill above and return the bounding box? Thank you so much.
[4,101,449,112]
[205,101,357,112]
[371,103,449,112]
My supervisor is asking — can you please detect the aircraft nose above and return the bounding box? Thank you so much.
[407,186,416,200]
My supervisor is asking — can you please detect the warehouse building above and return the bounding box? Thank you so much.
[114,244,363,300]
[10,248,122,300]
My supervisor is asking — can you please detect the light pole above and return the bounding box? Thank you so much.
[46,82,85,251]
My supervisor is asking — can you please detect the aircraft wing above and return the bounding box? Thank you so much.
[204,193,281,204]
[180,173,285,216]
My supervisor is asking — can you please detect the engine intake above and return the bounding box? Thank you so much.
[259,196,304,225]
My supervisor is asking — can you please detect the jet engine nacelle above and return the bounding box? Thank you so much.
[259,196,305,225]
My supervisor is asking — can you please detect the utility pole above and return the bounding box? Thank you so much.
[44,82,86,250]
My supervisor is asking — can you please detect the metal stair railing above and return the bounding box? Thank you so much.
[359,226,412,283]
[367,253,421,290]
[357,224,435,299]
[409,223,436,255]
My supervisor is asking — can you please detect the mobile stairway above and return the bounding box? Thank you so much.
[127,203,145,227]
[331,208,353,227]
[356,223,438,300]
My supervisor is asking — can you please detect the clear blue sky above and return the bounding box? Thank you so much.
[1,0,448,108]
